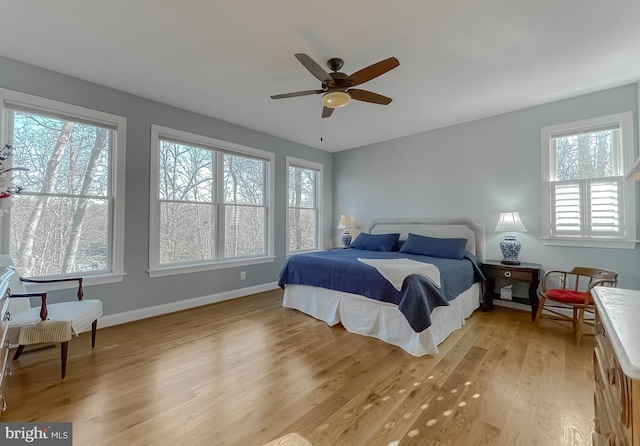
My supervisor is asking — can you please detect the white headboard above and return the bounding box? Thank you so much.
[368,217,486,262]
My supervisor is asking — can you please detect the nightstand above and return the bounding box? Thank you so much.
[482,260,541,321]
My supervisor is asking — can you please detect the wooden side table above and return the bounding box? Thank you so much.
[481,260,541,321]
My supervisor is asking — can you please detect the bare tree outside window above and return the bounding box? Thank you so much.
[288,163,320,252]
[9,111,111,277]
[223,153,266,258]
[159,141,216,264]
[156,137,269,267]
[554,130,615,181]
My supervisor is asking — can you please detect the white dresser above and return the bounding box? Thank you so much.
[592,286,640,446]
[0,267,13,417]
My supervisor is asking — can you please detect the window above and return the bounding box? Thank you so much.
[541,112,636,248]
[287,157,323,253]
[149,125,274,276]
[0,88,126,283]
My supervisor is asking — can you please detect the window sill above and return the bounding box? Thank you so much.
[541,237,638,249]
[148,256,276,278]
[24,272,126,292]
[285,249,324,258]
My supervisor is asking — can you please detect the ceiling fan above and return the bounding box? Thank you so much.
[270,53,400,118]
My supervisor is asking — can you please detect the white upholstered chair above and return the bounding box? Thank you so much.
[0,255,103,378]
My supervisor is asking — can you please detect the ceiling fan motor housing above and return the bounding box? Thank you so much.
[327,57,344,72]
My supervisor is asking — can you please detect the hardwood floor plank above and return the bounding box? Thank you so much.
[3,290,596,446]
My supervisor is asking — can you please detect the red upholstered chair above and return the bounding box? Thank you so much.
[534,267,618,346]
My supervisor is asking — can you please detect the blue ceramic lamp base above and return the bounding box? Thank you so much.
[500,235,521,265]
[340,231,352,248]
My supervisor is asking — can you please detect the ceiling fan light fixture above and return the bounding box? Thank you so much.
[322,91,351,108]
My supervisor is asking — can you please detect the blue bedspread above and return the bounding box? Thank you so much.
[278,248,485,332]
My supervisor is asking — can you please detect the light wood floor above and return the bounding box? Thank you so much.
[4,289,595,446]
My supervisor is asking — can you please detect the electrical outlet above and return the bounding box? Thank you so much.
[240,271,246,280]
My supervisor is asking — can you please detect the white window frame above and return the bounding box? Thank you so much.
[286,156,323,255]
[149,125,275,277]
[541,111,637,249]
[0,88,126,287]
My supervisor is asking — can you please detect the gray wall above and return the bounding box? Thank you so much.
[0,56,333,317]
[3,53,639,321]
[333,84,640,290]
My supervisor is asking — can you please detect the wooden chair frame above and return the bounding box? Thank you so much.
[534,266,618,346]
[8,268,98,378]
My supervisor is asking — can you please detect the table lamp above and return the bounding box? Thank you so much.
[337,215,353,248]
[495,211,527,265]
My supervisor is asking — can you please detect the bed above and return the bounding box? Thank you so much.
[279,218,486,356]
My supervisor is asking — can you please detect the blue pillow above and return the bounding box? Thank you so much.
[399,233,467,259]
[349,233,400,251]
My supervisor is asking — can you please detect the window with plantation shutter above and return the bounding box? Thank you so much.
[541,112,636,248]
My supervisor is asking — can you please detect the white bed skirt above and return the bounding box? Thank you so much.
[283,283,481,357]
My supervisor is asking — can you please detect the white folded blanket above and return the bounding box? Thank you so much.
[358,258,441,291]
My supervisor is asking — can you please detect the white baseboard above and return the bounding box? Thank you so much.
[97,282,280,329]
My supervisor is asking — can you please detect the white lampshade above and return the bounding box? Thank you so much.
[322,91,351,108]
[495,212,527,233]
[337,215,352,229]
[627,156,640,180]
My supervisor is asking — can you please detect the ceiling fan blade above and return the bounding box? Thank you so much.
[348,57,399,87]
[295,53,333,84]
[322,107,334,118]
[270,89,323,99]
[348,89,393,105]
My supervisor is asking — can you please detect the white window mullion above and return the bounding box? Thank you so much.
[581,178,590,237]
[216,151,225,261]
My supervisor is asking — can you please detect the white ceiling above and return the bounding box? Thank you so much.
[2,1,640,152]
